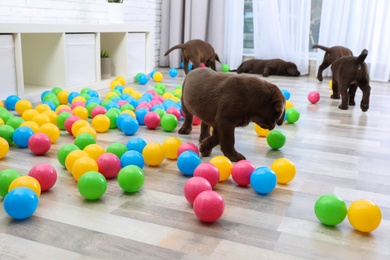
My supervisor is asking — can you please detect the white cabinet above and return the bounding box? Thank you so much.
[0,24,153,102]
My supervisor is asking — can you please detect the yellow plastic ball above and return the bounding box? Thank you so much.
[329,80,333,89]
[348,199,382,233]
[83,144,105,161]
[8,176,41,197]
[0,137,9,159]
[105,91,119,100]
[57,89,70,104]
[65,150,89,172]
[171,97,180,103]
[20,121,39,133]
[38,123,60,143]
[254,123,270,137]
[120,110,136,118]
[75,125,97,139]
[153,71,163,82]
[115,76,126,86]
[162,137,183,160]
[35,104,52,113]
[15,99,33,115]
[286,100,294,110]
[72,106,88,120]
[71,156,98,181]
[123,87,135,95]
[210,155,233,181]
[31,113,51,127]
[110,80,122,90]
[142,142,165,166]
[270,158,296,184]
[131,91,142,100]
[55,105,71,114]
[71,120,90,136]
[22,109,39,121]
[92,114,110,133]
[41,109,58,124]
[162,93,175,100]
[0,100,4,107]
[71,96,87,104]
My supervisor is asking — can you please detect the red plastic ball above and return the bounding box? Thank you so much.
[144,111,161,130]
[96,153,121,179]
[28,163,57,191]
[166,107,181,120]
[231,160,256,186]
[183,177,212,204]
[177,142,199,157]
[64,115,81,134]
[192,116,201,125]
[28,133,51,155]
[308,91,320,104]
[91,106,107,118]
[193,162,220,187]
[193,190,225,222]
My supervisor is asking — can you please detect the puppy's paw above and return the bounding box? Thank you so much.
[338,104,348,110]
[361,104,369,112]
[331,94,340,99]
[225,152,246,162]
[178,127,192,135]
[199,147,212,157]
[317,76,323,81]
[349,100,356,106]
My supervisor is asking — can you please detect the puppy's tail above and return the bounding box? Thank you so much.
[164,44,185,56]
[312,44,330,52]
[357,49,368,64]
[215,53,221,63]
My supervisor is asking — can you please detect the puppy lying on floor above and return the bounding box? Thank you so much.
[164,39,221,74]
[313,44,353,81]
[178,68,286,162]
[236,59,300,77]
[330,49,371,112]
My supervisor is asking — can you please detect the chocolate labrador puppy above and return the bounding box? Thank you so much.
[313,44,353,81]
[236,59,300,77]
[178,68,286,162]
[164,39,221,74]
[330,49,370,112]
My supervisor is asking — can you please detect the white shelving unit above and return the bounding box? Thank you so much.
[0,24,153,102]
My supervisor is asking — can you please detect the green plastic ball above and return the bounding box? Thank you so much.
[117,165,145,193]
[0,169,22,197]
[120,104,135,112]
[57,111,73,130]
[266,129,286,150]
[57,144,80,167]
[74,133,96,150]
[6,117,24,129]
[77,171,107,200]
[0,111,14,125]
[286,107,300,124]
[51,87,63,95]
[160,114,178,132]
[105,110,119,129]
[221,64,230,72]
[106,142,128,158]
[0,125,15,145]
[314,194,348,226]
[153,108,166,119]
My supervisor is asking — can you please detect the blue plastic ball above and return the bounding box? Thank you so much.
[120,116,139,136]
[138,74,149,85]
[12,126,34,148]
[120,150,145,169]
[250,166,277,195]
[126,137,147,153]
[135,107,149,125]
[149,70,158,79]
[68,92,80,104]
[177,151,201,176]
[3,187,39,220]
[281,89,291,100]
[169,68,179,77]
[87,90,99,98]
[116,113,131,131]
[5,95,21,111]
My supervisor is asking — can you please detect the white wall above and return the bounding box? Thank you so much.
[0,0,162,68]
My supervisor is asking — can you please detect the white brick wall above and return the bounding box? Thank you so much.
[0,0,162,68]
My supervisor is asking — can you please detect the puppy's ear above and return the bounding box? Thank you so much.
[272,98,286,126]
[287,66,300,76]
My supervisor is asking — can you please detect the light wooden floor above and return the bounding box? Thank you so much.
[1,68,390,260]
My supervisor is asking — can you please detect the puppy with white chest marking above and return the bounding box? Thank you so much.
[178,68,286,162]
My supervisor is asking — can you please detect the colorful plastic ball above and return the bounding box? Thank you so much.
[184,177,213,204]
[72,106,88,120]
[142,142,165,166]
[192,115,201,125]
[20,121,39,133]
[71,156,99,181]
[57,89,70,104]
[281,89,291,100]
[166,107,181,121]
[193,163,220,187]
[231,160,256,186]
[153,71,163,82]
[0,137,9,159]
[106,142,128,159]
[28,164,57,191]
[308,91,320,104]
[254,123,270,137]
[9,176,41,197]
[71,119,90,136]
[271,158,296,184]
[120,150,145,169]
[144,111,161,130]
[266,129,286,150]
[65,150,89,172]
[64,115,81,134]
[91,106,107,118]
[160,114,178,132]
[162,137,182,160]
[221,64,230,72]
[28,133,51,155]
[209,155,233,181]
[21,108,39,121]
[285,107,300,124]
[168,68,178,77]
[348,199,382,232]
[3,187,39,220]
[38,123,60,143]
[138,74,149,85]
[117,165,145,193]
[314,194,348,226]
[96,153,121,179]
[12,126,34,148]
[177,142,199,156]
[5,95,21,110]
[6,117,24,130]
[56,111,72,130]
[57,144,80,168]
[193,190,225,223]
[77,171,107,200]
[285,100,294,109]
[15,99,33,115]
[75,125,97,139]
[74,132,96,150]
[120,116,140,136]
[0,169,22,197]
[126,137,147,154]
[177,151,201,176]
[83,144,105,161]
[0,125,15,145]
[250,166,277,195]
[91,114,110,133]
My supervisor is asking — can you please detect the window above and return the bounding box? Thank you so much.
[244,0,254,51]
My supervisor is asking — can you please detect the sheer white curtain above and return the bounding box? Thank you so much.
[317,0,390,82]
[252,0,311,75]
[159,0,244,70]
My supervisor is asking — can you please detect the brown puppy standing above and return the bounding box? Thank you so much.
[330,49,370,112]
[313,44,353,81]
[164,39,221,74]
[178,68,286,162]
[236,59,300,77]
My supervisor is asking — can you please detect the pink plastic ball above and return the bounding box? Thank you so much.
[193,190,225,222]
[231,160,256,186]
[192,116,201,125]
[150,100,162,107]
[183,177,212,204]
[144,112,161,130]
[28,163,57,191]
[28,133,51,155]
[64,115,81,134]
[71,101,86,110]
[200,63,207,68]
[91,106,107,118]
[147,89,157,95]
[58,108,73,115]
[136,101,152,110]
[308,91,320,104]
[166,107,181,120]
[193,163,220,187]
[117,100,129,107]
[177,142,199,156]
[152,95,164,103]
[96,153,121,179]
